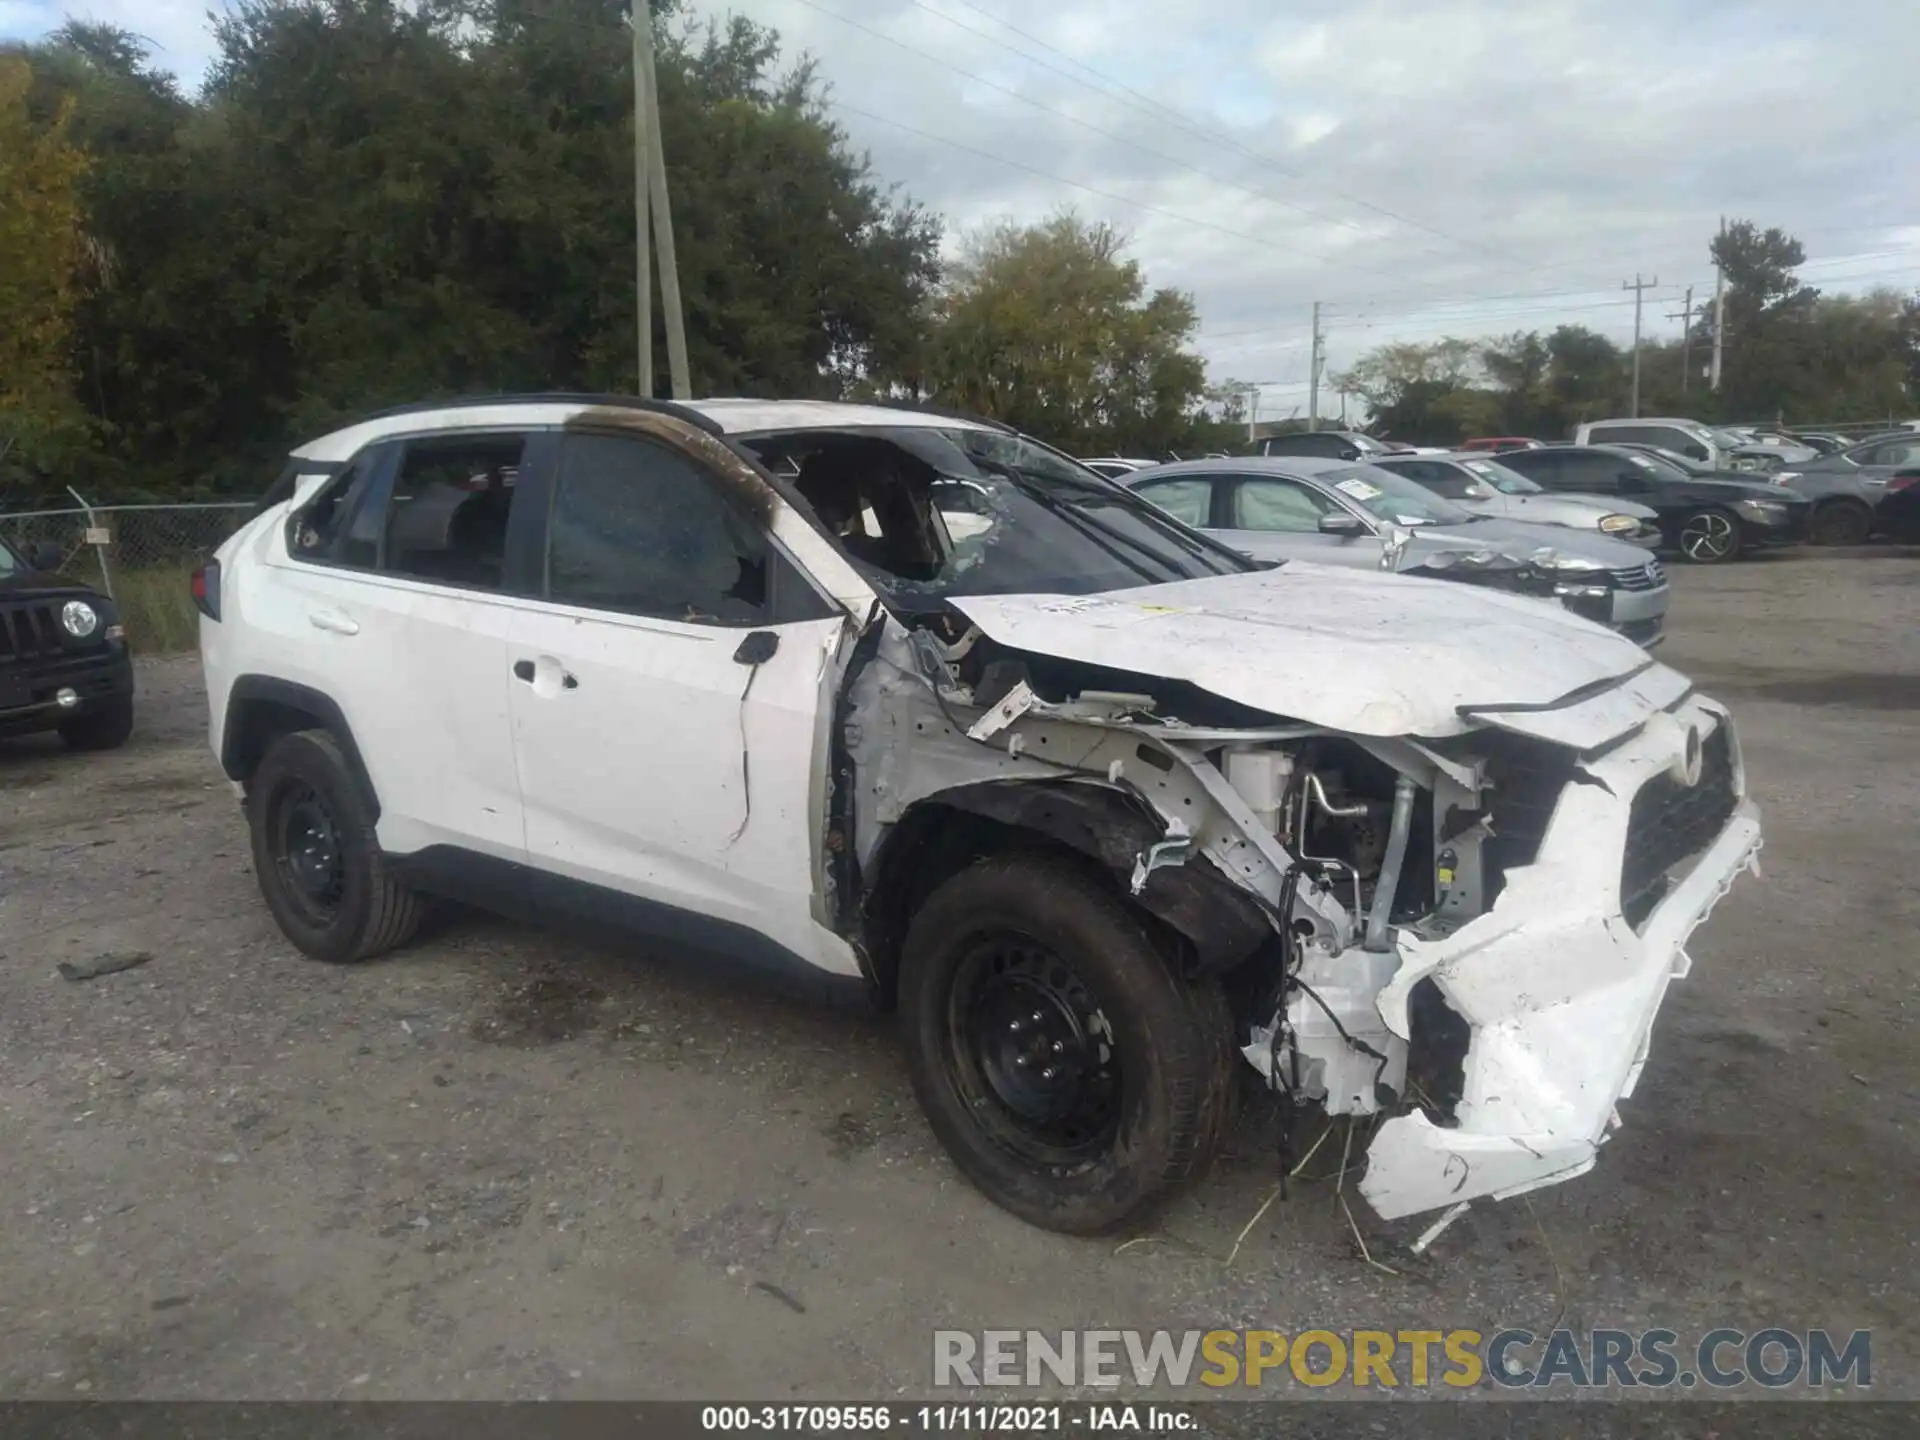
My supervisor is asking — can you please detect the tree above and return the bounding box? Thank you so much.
[0,54,90,479]
[924,212,1211,455]
[1711,220,1821,419]
[1330,339,1481,442]
[13,1,942,498]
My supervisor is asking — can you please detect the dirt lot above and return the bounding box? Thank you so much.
[1,550,1916,1405]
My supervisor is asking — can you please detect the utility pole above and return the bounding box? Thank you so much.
[630,4,691,400]
[1246,383,1258,444]
[1669,284,1694,395]
[1307,302,1324,431]
[1622,273,1657,418]
[1710,215,1726,393]
[630,6,652,399]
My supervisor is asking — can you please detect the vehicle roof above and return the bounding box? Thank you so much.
[1373,451,1488,464]
[1127,455,1358,481]
[288,394,998,462]
[1584,416,1707,428]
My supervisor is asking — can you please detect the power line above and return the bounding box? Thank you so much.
[928,0,1540,269]
[828,100,1399,266]
[784,0,1399,275]
[888,0,1421,253]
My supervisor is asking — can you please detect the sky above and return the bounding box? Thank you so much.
[6,0,1918,423]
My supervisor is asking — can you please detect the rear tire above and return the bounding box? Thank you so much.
[1809,499,1872,546]
[1678,506,1743,563]
[58,694,134,751]
[247,728,423,964]
[898,854,1235,1234]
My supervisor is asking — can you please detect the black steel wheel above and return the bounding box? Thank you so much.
[1678,507,1743,563]
[247,728,424,963]
[945,932,1122,1168]
[267,779,348,927]
[1809,499,1872,546]
[898,854,1234,1234]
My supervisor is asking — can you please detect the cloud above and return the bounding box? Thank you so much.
[6,0,1916,396]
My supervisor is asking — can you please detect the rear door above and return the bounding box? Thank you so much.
[1212,474,1384,567]
[504,424,856,974]
[264,428,540,860]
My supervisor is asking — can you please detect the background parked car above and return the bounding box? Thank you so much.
[1245,430,1410,460]
[1875,469,1920,542]
[1124,457,1671,645]
[1461,436,1544,453]
[1496,444,1809,563]
[1609,442,1882,546]
[1371,452,1661,544]
[1764,432,1920,543]
[1575,417,1816,474]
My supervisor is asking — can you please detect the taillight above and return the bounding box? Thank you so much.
[191,560,221,621]
[1888,473,1920,494]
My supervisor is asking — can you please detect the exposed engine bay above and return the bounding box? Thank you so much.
[832,606,1759,1223]
[730,419,1763,1225]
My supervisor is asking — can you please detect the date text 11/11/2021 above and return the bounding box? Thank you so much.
[700,1405,1195,1433]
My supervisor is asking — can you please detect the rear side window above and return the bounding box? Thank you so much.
[545,432,770,625]
[1132,478,1212,527]
[382,435,528,590]
[287,458,370,560]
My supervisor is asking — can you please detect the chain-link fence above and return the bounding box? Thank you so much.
[1,500,255,653]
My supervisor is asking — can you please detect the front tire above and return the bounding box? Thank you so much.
[898,854,1235,1234]
[58,693,134,751]
[1678,506,1743,563]
[1810,499,1872,546]
[246,729,423,964]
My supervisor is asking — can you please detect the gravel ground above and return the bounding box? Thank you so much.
[0,549,1915,1406]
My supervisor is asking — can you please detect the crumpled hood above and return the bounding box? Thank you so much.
[949,565,1688,745]
[1397,517,1653,568]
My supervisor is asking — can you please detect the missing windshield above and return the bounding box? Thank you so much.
[737,427,1249,605]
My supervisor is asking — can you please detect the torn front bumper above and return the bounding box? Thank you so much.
[1359,699,1762,1221]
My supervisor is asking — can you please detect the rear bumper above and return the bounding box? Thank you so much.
[1361,699,1759,1221]
[0,648,133,736]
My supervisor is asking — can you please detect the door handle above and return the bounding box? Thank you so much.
[309,609,359,635]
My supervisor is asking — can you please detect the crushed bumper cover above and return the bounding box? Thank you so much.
[1361,701,1761,1221]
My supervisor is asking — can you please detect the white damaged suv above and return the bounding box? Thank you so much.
[199,395,1761,1234]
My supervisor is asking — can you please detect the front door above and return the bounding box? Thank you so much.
[504,426,856,975]
[1210,474,1385,568]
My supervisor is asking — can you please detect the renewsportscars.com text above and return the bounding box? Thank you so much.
[933,1327,1871,1390]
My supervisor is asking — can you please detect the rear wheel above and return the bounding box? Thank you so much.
[898,854,1235,1234]
[1809,499,1872,546]
[247,729,423,963]
[1678,507,1743,563]
[58,693,134,751]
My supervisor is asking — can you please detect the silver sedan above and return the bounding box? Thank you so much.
[1124,456,1671,648]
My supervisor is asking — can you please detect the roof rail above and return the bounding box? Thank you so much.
[357,392,724,435]
[856,397,1016,433]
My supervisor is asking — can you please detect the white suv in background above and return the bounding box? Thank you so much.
[1575,418,1815,472]
[198,394,1760,1236]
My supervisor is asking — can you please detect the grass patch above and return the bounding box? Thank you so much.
[111,563,201,653]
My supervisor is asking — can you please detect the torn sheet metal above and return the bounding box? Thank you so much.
[947,567,1676,744]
